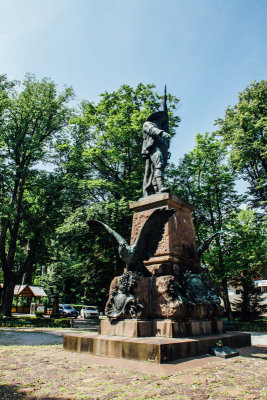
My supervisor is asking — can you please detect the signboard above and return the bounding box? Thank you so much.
[254,280,267,287]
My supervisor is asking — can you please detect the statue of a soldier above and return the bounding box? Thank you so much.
[142,88,171,197]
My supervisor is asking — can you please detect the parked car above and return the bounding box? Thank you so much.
[58,304,79,318]
[80,306,99,319]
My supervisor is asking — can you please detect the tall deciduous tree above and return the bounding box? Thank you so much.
[221,208,267,319]
[167,133,243,320]
[0,74,74,316]
[216,80,267,210]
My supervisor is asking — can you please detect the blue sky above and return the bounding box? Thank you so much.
[0,0,266,163]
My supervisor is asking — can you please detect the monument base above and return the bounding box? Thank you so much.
[99,318,224,337]
[63,331,251,363]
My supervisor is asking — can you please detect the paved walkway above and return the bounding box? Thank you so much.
[247,331,267,346]
[0,327,266,346]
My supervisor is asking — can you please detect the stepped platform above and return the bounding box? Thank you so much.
[63,331,251,363]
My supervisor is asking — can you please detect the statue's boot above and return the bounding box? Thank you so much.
[155,177,170,193]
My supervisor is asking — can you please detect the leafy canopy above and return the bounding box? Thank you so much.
[216,80,267,210]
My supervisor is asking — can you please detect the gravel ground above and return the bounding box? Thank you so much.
[0,329,64,346]
[0,328,266,400]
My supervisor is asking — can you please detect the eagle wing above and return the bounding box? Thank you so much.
[87,220,128,248]
[132,208,176,263]
[197,231,224,260]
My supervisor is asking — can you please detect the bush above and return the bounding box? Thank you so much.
[235,318,267,332]
[52,318,70,328]
[50,313,63,319]
[35,311,44,318]
[0,316,71,328]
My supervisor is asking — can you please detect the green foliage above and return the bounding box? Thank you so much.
[41,84,180,309]
[223,208,266,276]
[217,80,267,210]
[34,311,44,317]
[0,316,71,328]
[68,83,180,202]
[50,318,71,328]
[167,133,244,320]
[167,132,242,250]
[234,318,267,332]
[0,73,74,315]
[42,198,133,310]
[221,208,267,319]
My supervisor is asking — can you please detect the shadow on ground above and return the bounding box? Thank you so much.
[238,344,267,361]
[0,384,73,400]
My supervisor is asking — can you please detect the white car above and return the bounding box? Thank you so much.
[80,306,99,319]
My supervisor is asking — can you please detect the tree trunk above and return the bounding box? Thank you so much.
[20,227,42,285]
[1,276,16,316]
[22,270,32,285]
[240,274,255,320]
[222,276,234,321]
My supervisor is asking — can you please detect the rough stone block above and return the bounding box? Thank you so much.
[129,193,199,272]
[99,318,224,338]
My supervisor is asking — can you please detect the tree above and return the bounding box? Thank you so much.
[0,74,74,316]
[18,171,68,285]
[167,133,243,320]
[216,80,267,210]
[222,208,267,320]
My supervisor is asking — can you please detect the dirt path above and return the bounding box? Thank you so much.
[0,329,266,400]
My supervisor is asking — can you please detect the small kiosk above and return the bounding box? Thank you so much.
[11,285,47,314]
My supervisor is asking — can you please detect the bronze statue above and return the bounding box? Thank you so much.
[105,271,143,319]
[87,207,175,275]
[142,87,171,197]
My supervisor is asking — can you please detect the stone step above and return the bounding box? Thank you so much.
[63,331,251,363]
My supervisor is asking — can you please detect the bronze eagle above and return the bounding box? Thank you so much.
[87,207,175,275]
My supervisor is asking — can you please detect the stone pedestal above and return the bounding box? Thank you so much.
[64,193,251,363]
[104,193,223,324]
[129,193,200,275]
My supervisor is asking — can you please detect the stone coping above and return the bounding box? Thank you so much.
[129,193,195,212]
[64,331,250,344]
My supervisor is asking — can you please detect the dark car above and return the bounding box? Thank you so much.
[58,304,79,318]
